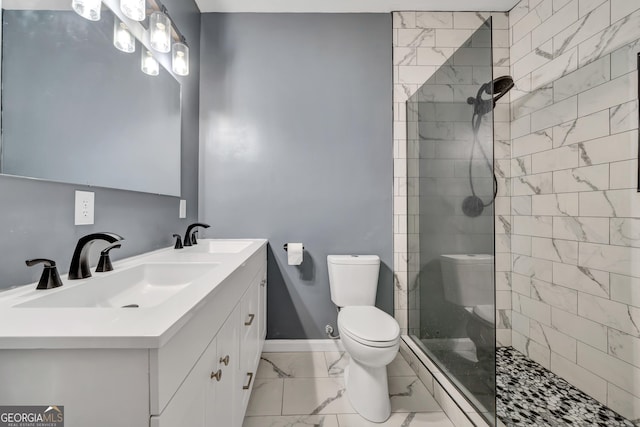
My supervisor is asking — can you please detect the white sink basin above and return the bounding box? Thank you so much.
[16,263,218,309]
[188,240,253,254]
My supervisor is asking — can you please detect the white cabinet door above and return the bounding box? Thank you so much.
[151,338,214,427]
[211,305,240,427]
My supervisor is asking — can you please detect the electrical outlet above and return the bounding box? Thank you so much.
[179,199,187,219]
[75,190,94,225]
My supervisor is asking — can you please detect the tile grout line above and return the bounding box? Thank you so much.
[280,375,285,416]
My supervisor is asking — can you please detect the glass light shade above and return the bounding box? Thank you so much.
[120,0,145,21]
[149,11,171,53]
[113,19,135,53]
[171,42,189,76]
[71,0,101,21]
[141,50,159,76]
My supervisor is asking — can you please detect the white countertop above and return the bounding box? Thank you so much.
[0,239,267,349]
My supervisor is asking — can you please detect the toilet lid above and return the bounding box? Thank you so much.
[338,306,400,345]
[473,305,495,324]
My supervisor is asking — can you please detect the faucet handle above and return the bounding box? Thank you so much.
[173,234,183,249]
[25,259,64,290]
[96,243,121,273]
[191,230,198,245]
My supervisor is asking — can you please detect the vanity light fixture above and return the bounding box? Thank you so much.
[171,38,189,76]
[71,0,102,21]
[120,0,146,21]
[113,19,136,53]
[141,49,159,76]
[149,10,171,53]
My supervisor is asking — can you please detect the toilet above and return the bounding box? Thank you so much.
[440,254,495,364]
[328,255,400,423]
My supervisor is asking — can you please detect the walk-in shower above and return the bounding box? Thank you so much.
[406,18,498,424]
[404,11,640,427]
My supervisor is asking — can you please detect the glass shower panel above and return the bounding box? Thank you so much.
[406,19,496,424]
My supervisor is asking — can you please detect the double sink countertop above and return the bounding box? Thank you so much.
[0,239,267,349]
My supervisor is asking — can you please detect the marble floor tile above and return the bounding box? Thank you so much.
[389,376,443,413]
[246,378,284,416]
[258,352,329,379]
[242,414,339,427]
[282,377,356,415]
[387,353,416,377]
[324,351,349,377]
[337,412,455,426]
[324,352,414,377]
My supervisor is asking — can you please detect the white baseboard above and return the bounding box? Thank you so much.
[263,339,344,352]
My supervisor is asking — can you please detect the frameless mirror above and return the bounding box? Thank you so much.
[0,1,182,196]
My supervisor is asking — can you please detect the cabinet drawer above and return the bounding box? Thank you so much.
[241,280,261,367]
[239,280,261,413]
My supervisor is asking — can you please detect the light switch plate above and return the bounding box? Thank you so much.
[179,199,187,219]
[75,190,94,225]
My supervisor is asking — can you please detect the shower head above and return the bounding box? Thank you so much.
[467,75,514,116]
[487,76,514,104]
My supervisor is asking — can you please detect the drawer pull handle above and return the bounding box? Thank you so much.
[260,279,266,287]
[220,355,230,366]
[244,314,255,326]
[242,372,254,390]
[210,370,222,381]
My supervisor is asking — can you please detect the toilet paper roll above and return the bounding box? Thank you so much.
[287,243,304,266]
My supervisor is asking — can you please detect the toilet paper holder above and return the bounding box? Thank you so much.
[283,243,304,251]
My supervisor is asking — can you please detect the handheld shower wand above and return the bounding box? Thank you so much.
[462,76,514,218]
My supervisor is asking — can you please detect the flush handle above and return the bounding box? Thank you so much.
[244,314,255,326]
[210,369,222,382]
[219,355,230,366]
[242,372,254,390]
[260,279,266,287]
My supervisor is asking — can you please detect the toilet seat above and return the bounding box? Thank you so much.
[338,306,400,348]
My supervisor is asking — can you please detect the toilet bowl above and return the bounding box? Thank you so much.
[338,306,400,422]
[328,255,400,423]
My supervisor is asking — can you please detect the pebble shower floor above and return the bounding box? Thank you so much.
[496,347,636,426]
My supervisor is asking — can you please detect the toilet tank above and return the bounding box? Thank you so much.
[440,254,494,307]
[327,255,380,307]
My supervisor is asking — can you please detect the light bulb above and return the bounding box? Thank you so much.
[120,0,145,21]
[149,11,171,53]
[141,50,159,76]
[172,42,189,76]
[72,0,101,21]
[113,19,135,53]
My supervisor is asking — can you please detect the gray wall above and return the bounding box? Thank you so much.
[199,13,393,339]
[0,0,201,290]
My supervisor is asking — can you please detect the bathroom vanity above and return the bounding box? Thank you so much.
[0,239,267,427]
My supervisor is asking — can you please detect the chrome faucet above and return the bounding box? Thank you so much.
[183,223,210,247]
[68,232,124,280]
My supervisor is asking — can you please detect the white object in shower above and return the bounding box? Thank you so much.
[440,254,494,307]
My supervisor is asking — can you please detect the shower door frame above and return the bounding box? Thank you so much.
[404,17,498,426]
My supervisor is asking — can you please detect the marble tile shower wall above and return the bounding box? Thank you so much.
[508,0,640,421]
[392,12,512,344]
